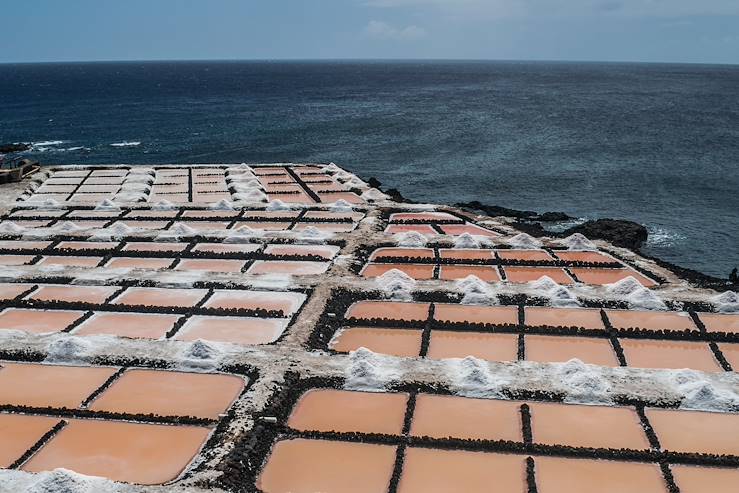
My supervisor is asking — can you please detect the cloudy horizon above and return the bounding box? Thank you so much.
[1,0,738,64]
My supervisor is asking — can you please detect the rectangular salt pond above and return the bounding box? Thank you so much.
[619,339,722,372]
[22,419,212,485]
[329,327,423,357]
[0,362,118,408]
[0,414,62,468]
[287,389,408,435]
[88,369,245,419]
[173,316,288,345]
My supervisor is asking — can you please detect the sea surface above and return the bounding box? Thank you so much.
[1,60,738,278]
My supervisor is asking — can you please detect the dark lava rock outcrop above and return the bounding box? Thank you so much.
[563,219,648,250]
[0,143,30,153]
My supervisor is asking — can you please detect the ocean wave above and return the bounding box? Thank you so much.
[647,227,686,248]
[32,140,65,146]
[110,141,141,147]
[66,146,91,151]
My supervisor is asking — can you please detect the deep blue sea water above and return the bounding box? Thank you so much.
[1,61,738,278]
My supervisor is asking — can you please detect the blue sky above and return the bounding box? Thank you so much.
[2,0,738,64]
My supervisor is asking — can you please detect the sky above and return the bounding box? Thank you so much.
[1,0,738,64]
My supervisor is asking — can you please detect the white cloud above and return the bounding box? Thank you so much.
[364,20,427,40]
[363,0,739,18]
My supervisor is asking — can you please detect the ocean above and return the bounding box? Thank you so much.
[1,60,737,278]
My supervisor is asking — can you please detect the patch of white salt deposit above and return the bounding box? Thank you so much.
[94,199,120,211]
[559,233,597,250]
[456,275,497,305]
[360,188,388,202]
[209,198,235,211]
[375,268,416,301]
[447,356,507,398]
[0,221,25,234]
[556,359,612,404]
[329,199,353,213]
[607,276,666,310]
[0,468,118,493]
[152,199,176,211]
[711,291,739,313]
[665,369,739,412]
[344,348,400,391]
[527,276,580,307]
[265,199,292,212]
[506,233,542,249]
[395,231,428,247]
[453,232,480,249]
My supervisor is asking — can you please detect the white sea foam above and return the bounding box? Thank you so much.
[109,141,141,147]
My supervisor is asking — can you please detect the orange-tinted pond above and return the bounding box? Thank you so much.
[698,313,739,334]
[620,339,721,372]
[399,448,525,493]
[346,301,430,322]
[529,401,650,450]
[524,335,618,366]
[410,394,521,441]
[671,465,739,493]
[89,369,244,419]
[175,258,246,272]
[288,389,408,435]
[439,265,500,282]
[497,249,554,261]
[248,260,329,276]
[113,287,208,307]
[204,290,305,315]
[369,248,434,260]
[570,268,657,287]
[504,267,573,284]
[646,408,739,456]
[72,312,180,339]
[362,263,435,280]
[535,457,666,493]
[174,316,288,345]
[434,304,518,325]
[605,309,696,331]
[0,413,61,468]
[427,331,518,361]
[330,327,423,357]
[0,362,117,408]
[524,307,605,330]
[22,419,211,485]
[257,438,396,493]
[0,308,84,334]
[106,257,175,270]
[27,285,118,304]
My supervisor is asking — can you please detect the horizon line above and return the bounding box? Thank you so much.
[1,57,737,67]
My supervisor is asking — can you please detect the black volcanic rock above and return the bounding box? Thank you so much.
[0,143,30,153]
[455,201,572,222]
[563,219,648,250]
